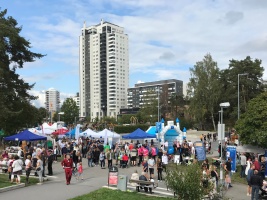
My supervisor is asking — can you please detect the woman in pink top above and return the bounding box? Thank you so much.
[142,146,149,160]
[137,146,143,167]
[151,145,157,161]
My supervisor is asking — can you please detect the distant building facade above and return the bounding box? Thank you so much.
[45,88,60,112]
[127,79,183,108]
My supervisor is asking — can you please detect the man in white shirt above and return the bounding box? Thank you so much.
[148,156,155,180]
[240,153,247,178]
[162,152,168,172]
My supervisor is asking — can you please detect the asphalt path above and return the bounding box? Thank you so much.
[0,131,251,200]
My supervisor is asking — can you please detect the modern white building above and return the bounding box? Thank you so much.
[45,88,60,112]
[79,20,129,119]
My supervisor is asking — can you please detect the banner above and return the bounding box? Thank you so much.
[226,146,236,172]
[265,150,267,177]
[156,122,161,133]
[194,141,206,161]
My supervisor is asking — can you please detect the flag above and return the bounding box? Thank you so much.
[75,124,81,140]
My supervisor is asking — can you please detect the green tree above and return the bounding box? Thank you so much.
[220,56,265,123]
[60,98,79,125]
[187,53,221,131]
[169,94,186,120]
[0,9,44,134]
[235,92,267,148]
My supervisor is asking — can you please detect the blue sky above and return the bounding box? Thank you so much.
[1,0,267,107]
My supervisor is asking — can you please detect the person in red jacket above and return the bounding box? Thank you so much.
[61,154,74,185]
[253,157,261,171]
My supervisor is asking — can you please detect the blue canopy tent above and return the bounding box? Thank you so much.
[4,130,47,141]
[65,128,81,138]
[122,128,156,139]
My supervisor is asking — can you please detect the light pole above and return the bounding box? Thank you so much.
[157,86,160,122]
[58,112,64,122]
[219,102,230,193]
[238,73,248,119]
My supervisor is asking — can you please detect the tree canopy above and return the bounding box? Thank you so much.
[60,98,79,125]
[0,9,44,134]
[187,53,220,131]
[235,92,267,148]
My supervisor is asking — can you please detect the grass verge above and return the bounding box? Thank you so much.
[0,173,39,188]
[70,188,173,200]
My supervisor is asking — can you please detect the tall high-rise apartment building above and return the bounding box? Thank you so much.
[45,88,60,112]
[79,20,129,119]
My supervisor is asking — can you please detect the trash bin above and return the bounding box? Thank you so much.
[117,175,127,191]
[108,166,118,186]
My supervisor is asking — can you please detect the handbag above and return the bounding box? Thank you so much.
[36,167,41,171]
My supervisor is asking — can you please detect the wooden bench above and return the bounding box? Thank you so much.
[129,179,158,194]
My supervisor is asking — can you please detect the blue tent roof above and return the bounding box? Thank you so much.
[4,130,47,141]
[65,128,81,136]
[146,126,157,134]
[122,128,156,139]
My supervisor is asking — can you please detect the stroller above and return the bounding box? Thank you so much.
[259,182,267,199]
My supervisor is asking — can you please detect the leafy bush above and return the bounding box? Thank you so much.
[165,163,212,200]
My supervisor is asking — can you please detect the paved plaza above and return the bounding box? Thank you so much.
[0,131,251,200]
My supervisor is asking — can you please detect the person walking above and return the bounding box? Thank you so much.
[61,154,74,185]
[76,162,84,181]
[148,156,155,180]
[99,151,106,169]
[240,153,247,178]
[47,150,53,176]
[224,157,233,187]
[250,170,263,200]
[156,158,163,182]
[247,164,255,196]
[25,155,32,184]
[106,149,113,168]
[11,155,23,184]
[36,155,43,184]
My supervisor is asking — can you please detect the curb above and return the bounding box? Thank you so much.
[0,183,25,193]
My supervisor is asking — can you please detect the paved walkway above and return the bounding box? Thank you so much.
[0,131,252,200]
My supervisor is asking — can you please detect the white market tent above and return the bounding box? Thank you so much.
[28,128,53,141]
[42,122,58,131]
[236,144,265,154]
[80,128,97,137]
[97,129,120,138]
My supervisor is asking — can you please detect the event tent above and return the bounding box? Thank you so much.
[122,128,156,139]
[52,128,69,135]
[4,130,47,141]
[97,129,120,138]
[28,128,53,141]
[236,145,265,154]
[42,122,58,130]
[80,128,97,137]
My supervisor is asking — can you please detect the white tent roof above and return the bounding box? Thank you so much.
[97,129,120,138]
[28,128,53,141]
[42,122,57,131]
[236,145,265,154]
[80,128,97,137]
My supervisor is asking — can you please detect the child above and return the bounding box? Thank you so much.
[225,171,231,189]
[76,162,83,181]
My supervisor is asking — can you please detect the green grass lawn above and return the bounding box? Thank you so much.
[0,173,39,188]
[70,188,173,200]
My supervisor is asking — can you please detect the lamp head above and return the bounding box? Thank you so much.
[220,102,230,108]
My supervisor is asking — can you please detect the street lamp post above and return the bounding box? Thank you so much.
[238,73,248,119]
[58,112,64,122]
[219,102,230,194]
[157,86,160,122]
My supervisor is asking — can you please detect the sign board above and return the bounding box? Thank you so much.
[194,141,206,161]
[217,123,225,140]
[226,146,237,172]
